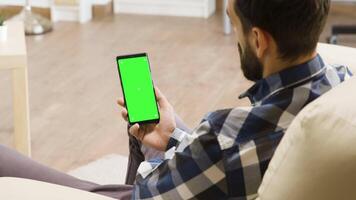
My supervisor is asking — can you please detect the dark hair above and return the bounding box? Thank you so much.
[234,0,330,61]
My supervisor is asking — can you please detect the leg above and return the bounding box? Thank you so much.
[125,114,191,184]
[0,144,133,200]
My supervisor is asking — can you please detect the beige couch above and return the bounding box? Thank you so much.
[0,177,116,200]
[0,43,355,200]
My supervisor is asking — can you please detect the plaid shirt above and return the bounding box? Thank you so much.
[132,55,352,199]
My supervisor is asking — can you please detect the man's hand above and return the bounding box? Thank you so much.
[117,87,176,151]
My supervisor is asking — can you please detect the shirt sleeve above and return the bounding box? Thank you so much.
[165,128,189,150]
[132,120,228,199]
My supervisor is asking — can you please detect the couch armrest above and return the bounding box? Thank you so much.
[0,177,116,200]
[317,43,356,73]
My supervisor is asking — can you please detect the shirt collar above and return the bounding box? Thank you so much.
[239,54,326,104]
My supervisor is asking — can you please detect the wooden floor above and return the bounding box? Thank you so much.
[0,3,355,173]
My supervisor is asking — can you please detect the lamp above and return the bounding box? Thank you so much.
[12,0,53,35]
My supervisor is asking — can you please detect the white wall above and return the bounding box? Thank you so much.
[0,0,111,7]
[0,0,51,7]
[1,0,216,19]
[114,0,216,18]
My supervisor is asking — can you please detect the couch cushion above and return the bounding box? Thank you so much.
[0,177,116,200]
[257,76,356,200]
[318,43,356,73]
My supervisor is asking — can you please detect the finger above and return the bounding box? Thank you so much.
[154,86,163,100]
[117,98,125,107]
[154,86,169,107]
[121,109,128,121]
[129,123,140,139]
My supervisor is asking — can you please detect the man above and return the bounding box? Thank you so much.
[119,0,352,199]
[0,0,352,199]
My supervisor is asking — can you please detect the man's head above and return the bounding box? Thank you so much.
[227,0,330,81]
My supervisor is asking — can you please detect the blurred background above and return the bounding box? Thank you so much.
[0,0,355,184]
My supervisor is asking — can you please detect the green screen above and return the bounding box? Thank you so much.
[118,55,159,124]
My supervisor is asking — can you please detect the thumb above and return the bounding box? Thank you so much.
[129,123,141,139]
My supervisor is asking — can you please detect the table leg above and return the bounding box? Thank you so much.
[12,67,31,157]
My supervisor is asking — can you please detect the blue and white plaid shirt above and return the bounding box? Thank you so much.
[132,55,352,199]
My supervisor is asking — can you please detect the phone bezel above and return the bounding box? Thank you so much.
[116,53,160,125]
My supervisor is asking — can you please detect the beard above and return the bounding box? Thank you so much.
[238,43,263,82]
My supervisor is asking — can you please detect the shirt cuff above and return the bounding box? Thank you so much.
[165,128,188,151]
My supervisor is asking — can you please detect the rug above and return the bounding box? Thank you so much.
[68,154,128,185]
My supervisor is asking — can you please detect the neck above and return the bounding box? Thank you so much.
[263,51,317,78]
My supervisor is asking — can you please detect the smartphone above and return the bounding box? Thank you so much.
[116,53,160,125]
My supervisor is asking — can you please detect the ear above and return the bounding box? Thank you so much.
[250,27,269,59]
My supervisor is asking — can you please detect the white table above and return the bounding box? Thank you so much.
[0,22,31,157]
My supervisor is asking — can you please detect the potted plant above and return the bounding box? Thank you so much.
[0,14,7,42]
